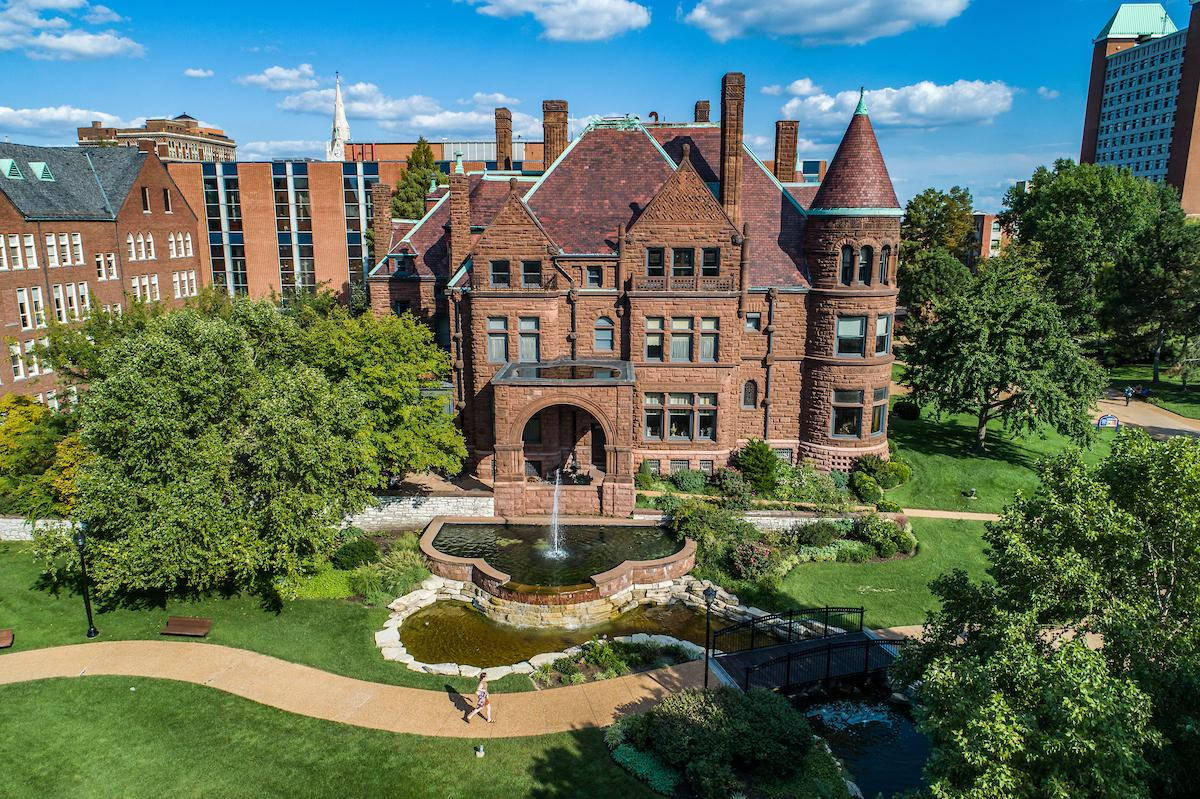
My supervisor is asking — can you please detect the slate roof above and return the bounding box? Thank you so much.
[649,125,808,287]
[525,127,675,254]
[0,143,145,221]
[809,110,899,211]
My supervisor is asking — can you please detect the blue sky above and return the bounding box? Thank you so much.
[1,0,1193,210]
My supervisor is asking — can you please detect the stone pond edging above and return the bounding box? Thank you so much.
[371,573,779,678]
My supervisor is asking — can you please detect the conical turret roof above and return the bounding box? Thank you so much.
[810,93,899,211]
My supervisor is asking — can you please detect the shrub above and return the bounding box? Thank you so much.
[553,657,580,677]
[853,454,888,481]
[671,468,708,494]
[829,469,850,493]
[349,547,429,605]
[666,500,760,579]
[733,439,781,496]
[292,566,353,599]
[876,497,903,513]
[566,672,587,685]
[611,745,681,796]
[686,758,739,799]
[886,460,912,486]
[835,540,874,562]
[794,543,840,563]
[731,541,773,582]
[849,471,883,503]
[331,538,380,570]
[893,399,920,420]
[899,529,919,555]
[786,519,848,549]
[582,638,630,675]
[775,460,849,509]
[711,468,754,511]
[635,460,656,490]
[851,514,910,559]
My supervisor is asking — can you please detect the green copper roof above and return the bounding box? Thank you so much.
[1095,4,1176,43]
[855,87,868,116]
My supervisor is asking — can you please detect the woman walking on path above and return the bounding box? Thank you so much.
[466,673,493,724]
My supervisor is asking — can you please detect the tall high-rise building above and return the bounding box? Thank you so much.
[1081,2,1200,213]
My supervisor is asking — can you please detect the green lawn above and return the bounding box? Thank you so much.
[0,542,534,694]
[1109,364,1200,420]
[886,408,1116,514]
[0,676,650,799]
[743,518,990,629]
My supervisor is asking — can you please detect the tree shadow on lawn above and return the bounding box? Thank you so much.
[31,569,288,615]
[889,414,1047,467]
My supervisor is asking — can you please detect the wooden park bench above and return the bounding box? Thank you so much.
[0,628,13,649]
[161,616,212,638]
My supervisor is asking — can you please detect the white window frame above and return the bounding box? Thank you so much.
[71,233,82,265]
[23,234,37,268]
[30,286,46,327]
[51,284,66,323]
[16,288,31,330]
[58,233,71,266]
[45,233,59,268]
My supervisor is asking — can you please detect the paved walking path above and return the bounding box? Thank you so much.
[0,640,703,739]
[1095,391,1200,439]
[899,508,1000,522]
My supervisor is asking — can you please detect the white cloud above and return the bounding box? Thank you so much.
[0,103,131,137]
[460,0,650,41]
[684,0,968,45]
[280,81,440,120]
[1037,86,1060,100]
[183,67,213,78]
[782,80,1015,131]
[785,78,822,97]
[0,1,144,59]
[460,91,521,106]
[237,63,318,91]
[239,140,324,160]
[760,85,783,96]
[745,131,828,158]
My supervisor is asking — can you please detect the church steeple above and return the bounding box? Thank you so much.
[325,73,350,161]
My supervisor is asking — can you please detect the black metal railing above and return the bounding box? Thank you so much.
[711,606,865,655]
[741,637,906,692]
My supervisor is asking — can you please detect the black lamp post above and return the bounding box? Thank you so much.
[703,586,718,691]
[73,523,99,639]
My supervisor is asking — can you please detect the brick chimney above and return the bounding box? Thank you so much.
[542,100,569,168]
[449,155,471,273]
[773,120,798,183]
[719,72,745,226]
[495,108,513,170]
[371,182,393,266]
[694,100,710,123]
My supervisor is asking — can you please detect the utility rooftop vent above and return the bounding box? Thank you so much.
[28,161,53,181]
[0,158,23,180]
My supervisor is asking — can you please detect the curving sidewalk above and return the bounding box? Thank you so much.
[0,640,703,739]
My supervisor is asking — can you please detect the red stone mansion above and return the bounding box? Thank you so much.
[368,73,900,517]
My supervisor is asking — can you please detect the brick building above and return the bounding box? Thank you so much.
[1082,2,1200,214]
[368,74,900,517]
[967,212,1011,266]
[0,142,203,401]
[78,114,237,163]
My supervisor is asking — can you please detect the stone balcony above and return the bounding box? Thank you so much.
[630,274,736,292]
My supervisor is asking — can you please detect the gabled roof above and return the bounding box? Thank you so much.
[809,104,899,213]
[525,124,675,254]
[631,144,737,231]
[1095,4,1175,43]
[0,143,146,221]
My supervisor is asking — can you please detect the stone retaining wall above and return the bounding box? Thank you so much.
[347,493,495,531]
[0,517,69,542]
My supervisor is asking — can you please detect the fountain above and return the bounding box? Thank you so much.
[546,469,567,560]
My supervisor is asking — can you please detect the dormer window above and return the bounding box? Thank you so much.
[490,259,510,288]
[1,159,23,180]
[646,247,665,277]
[28,162,52,181]
[672,248,694,277]
[521,260,542,288]
[702,248,720,277]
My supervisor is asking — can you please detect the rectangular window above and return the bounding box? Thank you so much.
[29,286,45,327]
[10,343,23,380]
[646,247,665,277]
[23,234,37,268]
[8,234,22,269]
[16,288,31,329]
[172,272,182,299]
[59,233,70,266]
[832,389,864,438]
[670,459,689,474]
[487,317,508,363]
[187,271,197,296]
[840,247,854,285]
[521,260,542,288]
[141,275,150,300]
[518,317,540,362]
[670,317,693,361]
[25,341,39,378]
[875,315,892,355]
[773,448,794,463]
[871,402,888,436]
[131,276,140,300]
[701,248,720,277]
[52,284,66,323]
[141,186,151,212]
[106,253,117,279]
[163,188,172,213]
[697,393,717,440]
[522,414,542,445]
[668,393,693,440]
[77,283,89,313]
[645,459,661,475]
[744,312,761,332]
[836,316,867,357]
[645,317,664,361]
[489,260,510,288]
[699,460,714,474]
[643,392,664,440]
[700,317,719,362]
[586,265,602,288]
[672,248,694,277]
[45,234,59,268]
[95,253,105,280]
[151,274,160,301]
[69,234,81,264]
[65,283,78,320]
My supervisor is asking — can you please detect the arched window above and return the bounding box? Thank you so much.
[839,246,854,285]
[146,234,155,260]
[136,234,145,261]
[593,315,614,351]
[185,233,193,257]
[879,246,891,285]
[167,234,177,259]
[741,380,758,408]
[127,233,136,260]
[858,245,874,284]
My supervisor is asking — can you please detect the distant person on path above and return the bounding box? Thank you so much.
[466,673,493,724]
[1125,385,1134,406]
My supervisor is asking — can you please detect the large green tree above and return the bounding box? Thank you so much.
[901,248,1106,451]
[0,394,78,517]
[1000,159,1159,335]
[37,308,379,600]
[901,185,976,263]
[1100,180,1200,380]
[897,247,974,322]
[898,430,1200,798]
[392,137,448,220]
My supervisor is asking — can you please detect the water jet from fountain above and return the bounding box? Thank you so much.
[546,469,567,560]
